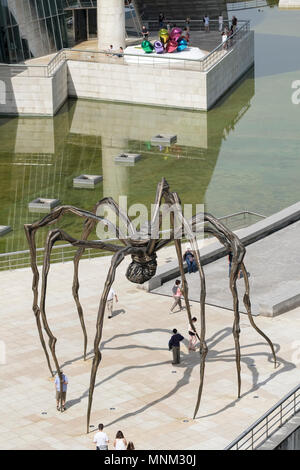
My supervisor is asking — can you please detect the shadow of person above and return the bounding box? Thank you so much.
[64,326,294,430]
[111,308,126,318]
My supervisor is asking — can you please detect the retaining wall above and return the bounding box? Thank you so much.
[0,31,254,116]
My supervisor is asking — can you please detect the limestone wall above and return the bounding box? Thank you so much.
[279,0,300,7]
[206,31,254,109]
[67,60,207,110]
[0,62,68,116]
[0,31,254,116]
[52,63,68,115]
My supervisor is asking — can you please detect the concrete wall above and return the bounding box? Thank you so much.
[206,31,254,109]
[0,62,68,116]
[67,60,207,110]
[279,0,300,7]
[0,31,254,116]
[52,63,68,115]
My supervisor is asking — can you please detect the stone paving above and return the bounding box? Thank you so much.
[0,245,299,450]
[153,221,300,316]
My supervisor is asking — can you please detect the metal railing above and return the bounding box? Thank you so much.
[0,210,264,272]
[0,20,250,77]
[147,18,232,31]
[0,241,112,271]
[227,0,276,11]
[64,20,249,73]
[225,384,300,450]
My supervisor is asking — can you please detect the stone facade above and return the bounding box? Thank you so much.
[279,0,300,7]
[0,31,254,115]
[0,62,68,116]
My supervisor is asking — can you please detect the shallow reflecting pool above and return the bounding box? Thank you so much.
[0,5,300,258]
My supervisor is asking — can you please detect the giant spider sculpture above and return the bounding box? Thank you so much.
[25,178,277,433]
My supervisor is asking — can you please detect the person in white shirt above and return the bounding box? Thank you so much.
[106,287,118,319]
[218,14,223,32]
[203,14,209,32]
[93,423,109,450]
[113,430,127,450]
[222,31,228,50]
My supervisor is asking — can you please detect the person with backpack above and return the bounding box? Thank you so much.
[170,279,183,313]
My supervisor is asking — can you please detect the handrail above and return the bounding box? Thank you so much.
[225,384,300,450]
[0,20,250,76]
[0,210,264,271]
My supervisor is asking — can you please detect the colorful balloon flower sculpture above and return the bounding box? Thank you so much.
[141,27,188,55]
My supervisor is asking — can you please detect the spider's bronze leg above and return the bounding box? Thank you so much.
[147,178,170,255]
[173,239,200,342]
[164,190,208,420]
[25,207,122,372]
[40,229,66,411]
[72,196,135,360]
[87,246,134,433]
[204,225,243,396]
[24,224,54,377]
[241,262,277,367]
[229,245,243,398]
[202,214,245,398]
[39,228,125,412]
[72,245,88,361]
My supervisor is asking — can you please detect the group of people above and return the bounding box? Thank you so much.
[106,45,124,57]
[168,317,198,365]
[93,424,135,450]
[220,15,238,50]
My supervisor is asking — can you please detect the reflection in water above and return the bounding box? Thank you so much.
[0,69,254,254]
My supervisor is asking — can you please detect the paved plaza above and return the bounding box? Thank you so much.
[154,220,300,316]
[0,245,299,450]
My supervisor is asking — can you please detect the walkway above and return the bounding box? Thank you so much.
[0,244,299,450]
[153,220,300,316]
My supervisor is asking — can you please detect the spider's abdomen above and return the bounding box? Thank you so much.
[126,254,157,284]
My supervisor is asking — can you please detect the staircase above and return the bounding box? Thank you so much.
[134,0,229,23]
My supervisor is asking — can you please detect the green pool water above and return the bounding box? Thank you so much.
[1,5,300,257]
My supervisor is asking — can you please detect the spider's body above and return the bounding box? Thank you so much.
[126,253,157,284]
[24,178,277,433]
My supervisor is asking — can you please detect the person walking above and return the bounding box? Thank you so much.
[218,13,223,32]
[113,430,127,450]
[170,279,183,313]
[222,31,228,50]
[93,423,109,450]
[188,317,198,352]
[169,329,184,365]
[183,247,197,273]
[203,14,209,32]
[106,286,118,318]
[54,370,68,411]
[185,17,191,32]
